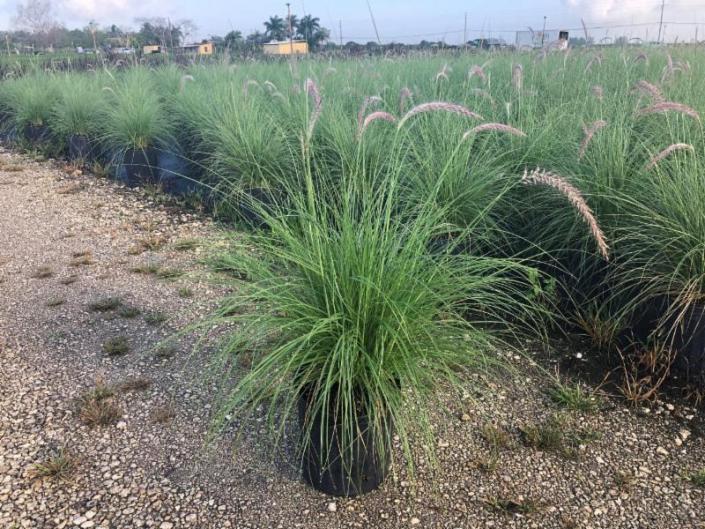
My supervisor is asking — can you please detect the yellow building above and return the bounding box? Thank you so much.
[262,40,309,55]
[180,42,215,55]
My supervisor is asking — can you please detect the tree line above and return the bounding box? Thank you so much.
[1,0,331,53]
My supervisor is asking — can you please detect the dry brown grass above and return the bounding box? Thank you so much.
[29,449,78,481]
[31,265,53,279]
[78,380,122,427]
[117,377,152,393]
[151,404,176,424]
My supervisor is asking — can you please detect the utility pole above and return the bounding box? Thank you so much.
[339,20,343,46]
[366,0,382,44]
[657,0,665,43]
[286,2,293,54]
[541,15,547,47]
[463,12,467,48]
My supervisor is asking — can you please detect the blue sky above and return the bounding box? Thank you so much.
[1,0,704,43]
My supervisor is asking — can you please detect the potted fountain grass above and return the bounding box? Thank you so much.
[205,160,548,496]
[101,69,173,187]
[612,148,705,386]
[6,73,59,145]
[52,74,107,162]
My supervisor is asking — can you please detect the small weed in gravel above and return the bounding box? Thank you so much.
[549,381,601,412]
[138,234,167,252]
[103,336,130,356]
[70,250,94,266]
[117,377,152,393]
[614,470,635,490]
[117,305,141,318]
[60,275,78,285]
[520,414,599,459]
[484,497,541,515]
[157,268,183,280]
[57,182,86,195]
[46,296,66,307]
[144,311,168,325]
[29,448,77,480]
[31,265,53,279]
[153,343,177,359]
[2,164,25,172]
[173,238,200,251]
[78,380,121,427]
[478,423,512,472]
[130,262,160,275]
[691,469,705,487]
[151,404,176,424]
[88,296,122,312]
[178,286,193,298]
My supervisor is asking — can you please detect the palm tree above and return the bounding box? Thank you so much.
[224,30,243,50]
[296,15,328,50]
[264,16,286,42]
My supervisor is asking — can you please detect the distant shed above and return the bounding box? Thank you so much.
[262,40,309,55]
[180,42,215,55]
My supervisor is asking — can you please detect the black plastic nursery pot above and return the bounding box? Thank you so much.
[119,147,158,187]
[298,387,390,497]
[24,123,49,144]
[156,150,201,197]
[68,134,92,162]
[668,303,705,387]
[237,187,279,229]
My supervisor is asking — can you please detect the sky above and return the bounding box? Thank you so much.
[1,0,705,44]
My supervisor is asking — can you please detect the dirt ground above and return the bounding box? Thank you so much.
[1,149,704,529]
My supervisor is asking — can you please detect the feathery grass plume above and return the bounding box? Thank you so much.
[584,53,603,73]
[631,80,664,103]
[579,119,608,160]
[522,168,609,260]
[243,79,260,96]
[471,88,496,107]
[581,18,590,42]
[468,65,487,83]
[399,87,412,114]
[397,102,482,129]
[462,123,526,140]
[263,80,278,93]
[435,63,450,82]
[179,74,194,93]
[304,78,322,139]
[675,59,691,72]
[358,111,398,138]
[591,85,604,101]
[634,52,649,64]
[636,101,700,121]
[357,95,383,129]
[512,64,523,92]
[644,143,694,171]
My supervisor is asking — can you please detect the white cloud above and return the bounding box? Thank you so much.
[564,0,703,41]
[56,0,175,27]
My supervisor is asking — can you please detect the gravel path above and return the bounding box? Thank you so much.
[1,150,704,529]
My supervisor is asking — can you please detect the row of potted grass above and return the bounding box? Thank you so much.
[1,48,703,495]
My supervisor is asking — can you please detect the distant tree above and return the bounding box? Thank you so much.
[178,19,197,45]
[13,0,59,48]
[224,30,244,49]
[134,18,183,47]
[14,0,55,35]
[295,15,329,50]
[246,31,267,46]
[264,15,286,41]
